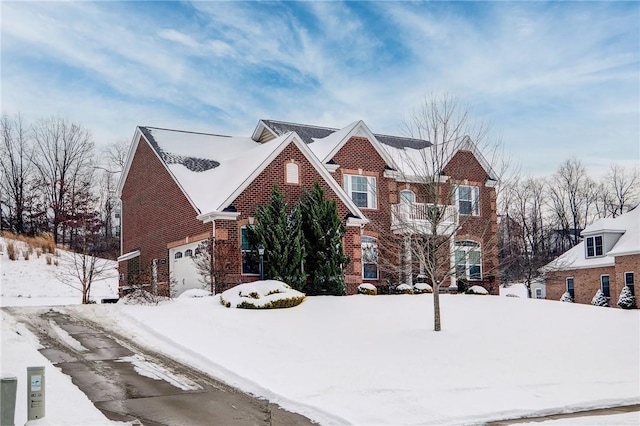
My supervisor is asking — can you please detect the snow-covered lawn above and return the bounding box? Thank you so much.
[95,294,639,425]
[1,243,639,425]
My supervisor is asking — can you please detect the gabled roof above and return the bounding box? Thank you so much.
[119,125,367,222]
[544,207,640,271]
[253,119,432,150]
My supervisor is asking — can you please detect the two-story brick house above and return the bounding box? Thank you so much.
[117,119,499,296]
[544,207,638,307]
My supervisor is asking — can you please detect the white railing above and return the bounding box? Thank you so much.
[391,202,458,235]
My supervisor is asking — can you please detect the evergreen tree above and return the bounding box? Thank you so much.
[560,291,573,303]
[591,289,608,307]
[617,285,637,309]
[301,183,350,295]
[250,186,306,290]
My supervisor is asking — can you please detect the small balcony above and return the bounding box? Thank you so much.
[391,202,458,235]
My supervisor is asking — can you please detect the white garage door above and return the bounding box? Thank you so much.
[169,240,207,296]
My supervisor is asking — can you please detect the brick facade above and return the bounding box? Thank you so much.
[119,130,500,297]
[545,253,639,308]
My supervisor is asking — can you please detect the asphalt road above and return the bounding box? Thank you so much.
[4,306,315,426]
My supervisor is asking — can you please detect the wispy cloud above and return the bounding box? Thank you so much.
[1,1,638,176]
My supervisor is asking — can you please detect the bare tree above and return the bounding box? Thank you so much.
[0,113,34,233]
[377,94,501,331]
[601,164,639,217]
[547,158,597,250]
[31,117,95,245]
[192,238,241,294]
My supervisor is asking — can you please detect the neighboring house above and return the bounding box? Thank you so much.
[544,207,639,307]
[116,119,499,296]
[530,278,546,299]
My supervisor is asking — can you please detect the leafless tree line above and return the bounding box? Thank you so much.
[500,158,639,290]
[0,113,129,259]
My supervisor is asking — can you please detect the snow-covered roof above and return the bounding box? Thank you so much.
[125,126,367,221]
[544,207,640,271]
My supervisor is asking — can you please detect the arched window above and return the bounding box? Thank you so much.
[400,189,415,203]
[362,236,378,280]
[285,161,300,185]
[454,240,481,281]
[174,251,183,259]
[184,249,193,257]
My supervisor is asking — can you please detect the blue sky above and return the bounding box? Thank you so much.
[1,1,638,176]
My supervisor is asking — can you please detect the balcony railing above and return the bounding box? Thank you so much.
[391,202,458,235]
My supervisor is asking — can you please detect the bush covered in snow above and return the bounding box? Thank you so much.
[119,289,170,305]
[591,289,609,307]
[413,283,433,294]
[465,285,489,295]
[220,280,305,309]
[357,283,377,295]
[178,289,212,298]
[506,293,520,298]
[560,292,573,303]
[394,283,414,294]
[617,286,637,310]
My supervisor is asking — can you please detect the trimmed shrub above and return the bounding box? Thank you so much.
[413,283,433,294]
[591,289,609,307]
[465,285,489,295]
[617,286,637,309]
[560,292,573,303]
[395,283,414,295]
[456,278,469,294]
[506,293,520,298]
[357,283,377,295]
[237,295,305,309]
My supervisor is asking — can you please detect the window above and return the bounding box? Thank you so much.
[566,277,574,298]
[625,272,635,296]
[241,227,259,275]
[344,174,377,209]
[285,161,299,185]
[174,251,183,259]
[454,240,482,281]
[600,275,610,298]
[400,189,415,203]
[585,235,603,257]
[361,236,378,280]
[184,249,193,257]
[456,185,479,216]
[535,288,543,299]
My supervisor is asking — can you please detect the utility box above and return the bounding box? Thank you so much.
[27,367,45,420]
[1,376,17,426]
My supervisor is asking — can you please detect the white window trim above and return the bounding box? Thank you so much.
[361,236,379,280]
[585,235,604,258]
[344,174,377,209]
[454,240,482,281]
[600,274,610,298]
[455,185,480,216]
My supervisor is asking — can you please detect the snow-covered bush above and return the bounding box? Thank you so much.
[413,283,433,294]
[357,283,377,295]
[178,289,211,298]
[220,280,305,309]
[119,289,169,305]
[560,292,573,303]
[394,283,414,294]
[465,285,489,295]
[591,289,609,307]
[506,293,520,298]
[617,286,637,310]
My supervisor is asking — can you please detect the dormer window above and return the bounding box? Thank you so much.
[585,235,603,258]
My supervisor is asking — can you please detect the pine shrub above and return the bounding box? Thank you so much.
[617,286,637,309]
[591,289,609,307]
[560,291,573,303]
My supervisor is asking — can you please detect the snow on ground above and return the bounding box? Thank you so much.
[1,241,639,425]
[89,294,639,426]
[0,238,119,307]
[1,311,116,425]
[500,282,530,298]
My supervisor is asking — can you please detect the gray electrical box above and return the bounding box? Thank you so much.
[1,376,17,426]
[27,367,45,420]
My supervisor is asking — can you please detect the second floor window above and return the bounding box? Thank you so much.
[585,235,603,257]
[344,174,376,209]
[456,185,479,216]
